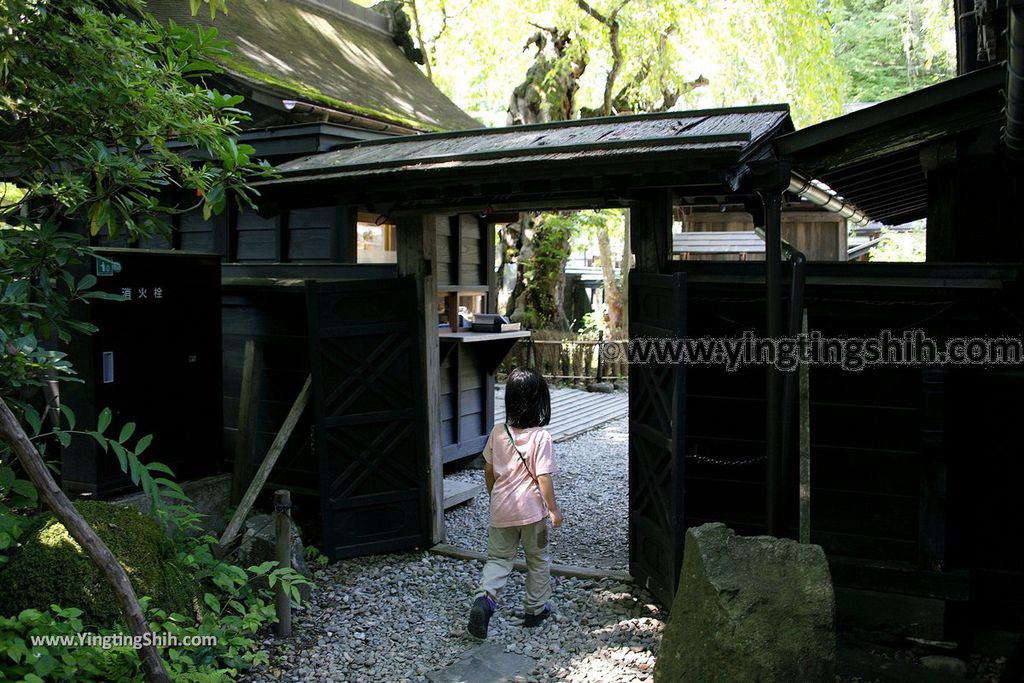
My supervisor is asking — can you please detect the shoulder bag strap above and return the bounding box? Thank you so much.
[503,423,547,512]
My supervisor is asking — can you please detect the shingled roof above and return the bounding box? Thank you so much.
[146,0,479,133]
[274,105,791,180]
[253,105,793,210]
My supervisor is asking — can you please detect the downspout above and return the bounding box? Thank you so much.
[788,174,870,226]
[1007,1,1024,160]
[282,100,422,136]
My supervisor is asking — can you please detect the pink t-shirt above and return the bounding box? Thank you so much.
[483,424,556,528]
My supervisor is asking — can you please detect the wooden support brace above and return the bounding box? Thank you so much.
[219,375,311,554]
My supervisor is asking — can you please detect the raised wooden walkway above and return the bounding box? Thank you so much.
[494,384,628,443]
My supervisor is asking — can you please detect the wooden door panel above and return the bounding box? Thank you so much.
[628,272,686,606]
[306,278,430,559]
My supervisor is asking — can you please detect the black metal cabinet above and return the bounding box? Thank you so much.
[61,249,222,496]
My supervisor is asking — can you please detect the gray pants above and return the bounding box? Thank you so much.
[474,520,551,615]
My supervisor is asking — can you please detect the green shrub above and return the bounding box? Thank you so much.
[0,501,193,628]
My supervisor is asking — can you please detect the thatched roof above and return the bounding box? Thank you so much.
[146,0,479,133]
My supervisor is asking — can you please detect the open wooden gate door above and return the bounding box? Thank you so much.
[628,272,687,606]
[306,278,431,559]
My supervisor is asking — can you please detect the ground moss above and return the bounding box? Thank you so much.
[0,501,194,628]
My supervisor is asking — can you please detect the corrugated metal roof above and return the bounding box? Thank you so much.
[272,105,791,181]
[145,0,479,132]
[673,230,766,254]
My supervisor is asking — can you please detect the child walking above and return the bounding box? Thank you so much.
[467,367,564,639]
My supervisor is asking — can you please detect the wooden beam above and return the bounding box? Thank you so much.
[231,339,263,505]
[219,375,311,553]
[431,543,633,583]
[397,214,445,545]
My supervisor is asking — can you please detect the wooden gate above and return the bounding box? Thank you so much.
[628,272,687,606]
[306,278,431,559]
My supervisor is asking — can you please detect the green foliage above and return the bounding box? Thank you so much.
[0,501,193,628]
[867,225,926,262]
[303,544,329,568]
[0,478,311,681]
[411,0,843,126]
[0,464,38,567]
[832,0,955,102]
[0,0,273,393]
[0,551,310,681]
[0,605,133,682]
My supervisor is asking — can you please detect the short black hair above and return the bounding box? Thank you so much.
[504,367,551,428]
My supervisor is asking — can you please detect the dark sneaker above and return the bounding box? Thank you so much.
[522,605,551,628]
[468,596,494,639]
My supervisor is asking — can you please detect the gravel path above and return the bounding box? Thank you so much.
[242,550,664,682]
[444,418,629,571]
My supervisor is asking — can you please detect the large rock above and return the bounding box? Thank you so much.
[654,523,836,682]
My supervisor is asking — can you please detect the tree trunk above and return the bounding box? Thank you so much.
[597,227,624,336]
[0,398,170,683]
[409,0,433,82]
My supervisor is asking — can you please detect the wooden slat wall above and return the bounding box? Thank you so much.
[180,211,227,254]
[235,210,280,262]
[287,207,334,262]
[221,287,317,494]
[672,262,1024,631]
[677,210,847,261]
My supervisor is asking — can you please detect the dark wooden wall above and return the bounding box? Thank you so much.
[667,260,1024,637]
[220,267,399,492]
[98,205,358,264]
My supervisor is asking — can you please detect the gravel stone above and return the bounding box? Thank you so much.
[241,416,650,681]
[242,550,663,682]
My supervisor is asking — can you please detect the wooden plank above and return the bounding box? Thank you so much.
[430,543,633,582]
[219,375,311,553]
[231,340,263,505]
[443,479,482,509]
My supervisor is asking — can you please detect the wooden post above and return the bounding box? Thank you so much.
[397,214,445,545]
[273,489,292,638]
[799,310,811,544]
[0,399,170,683]
[759,188,785,537]
[219,376,311,554]
[628,189,673,274]
[231,339,263,505]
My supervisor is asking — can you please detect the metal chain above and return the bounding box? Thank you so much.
[685,453,766,466]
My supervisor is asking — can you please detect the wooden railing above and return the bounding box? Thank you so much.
[497,332,629,384]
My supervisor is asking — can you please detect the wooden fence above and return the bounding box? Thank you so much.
[498,333,629,384]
